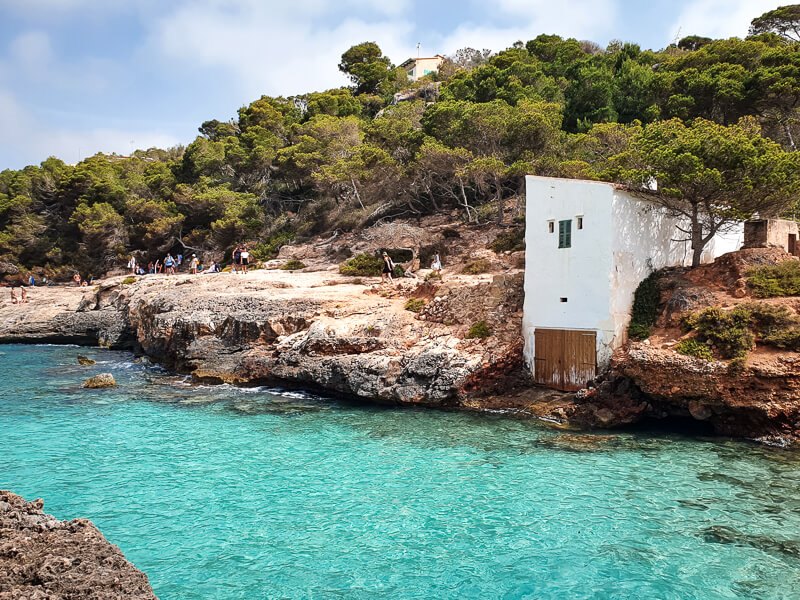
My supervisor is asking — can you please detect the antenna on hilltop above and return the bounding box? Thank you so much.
[672,27,682,46]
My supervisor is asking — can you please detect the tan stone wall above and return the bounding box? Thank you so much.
[744,219,800,254]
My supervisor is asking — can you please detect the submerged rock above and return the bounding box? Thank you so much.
[0,490,156,599]
[82,373,116,388]
[77,355,96,366]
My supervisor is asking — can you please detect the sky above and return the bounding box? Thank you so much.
[0,0,787,170]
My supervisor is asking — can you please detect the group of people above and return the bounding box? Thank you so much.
[380,252,442,283]
[9,287,28,304]
[72,273,93,287]
[128,252,223,277]
[231,245,251,274]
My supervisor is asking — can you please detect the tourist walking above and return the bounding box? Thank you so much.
[127,255,137,275]
[190,254,199,274]
[240,246,250,274]
[431,253,443,278]
[381,252,395,283]
[164,254,176,275]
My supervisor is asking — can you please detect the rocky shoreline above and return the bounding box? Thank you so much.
[0,265,528,408]
[2,245,799,446]
[0,491,156,599]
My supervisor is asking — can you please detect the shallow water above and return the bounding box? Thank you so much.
[1,344,799,599]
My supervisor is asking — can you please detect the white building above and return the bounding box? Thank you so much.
[399,55,445,81]
[522,175,743,391]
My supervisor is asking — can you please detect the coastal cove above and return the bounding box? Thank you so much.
[2,344,800,599]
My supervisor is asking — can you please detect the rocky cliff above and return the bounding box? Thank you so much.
[0,491,156,599]
[564,248,800,446]
[0,255,526,408]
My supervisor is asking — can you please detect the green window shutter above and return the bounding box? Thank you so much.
[558,219,572,249]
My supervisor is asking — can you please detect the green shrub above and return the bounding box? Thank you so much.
[686,306,755,359]
[466,320,491,339]
[738,302,800,336]
[763,328,800,351]
[747,261,800,298]
[251,231,295,260]
[404,298,426,313]
[462,259,491,275]
[281,259,306,271]
[425,271,442,282]
[121,276,136,285]
[628,272,661,341]
[489,228,525,253]
[339,253,384,276]
[675,339,713,361]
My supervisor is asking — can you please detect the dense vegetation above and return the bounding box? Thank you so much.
[3,6,800,277]
[681,301,800,359]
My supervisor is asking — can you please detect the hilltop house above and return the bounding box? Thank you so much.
[400,55,445,81]
[522,175,743,391]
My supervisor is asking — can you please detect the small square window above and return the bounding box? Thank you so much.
[558,219,572,249]
[548,221,555,233]
[577,216,583,230]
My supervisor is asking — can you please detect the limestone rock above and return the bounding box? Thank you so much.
[82,373,116,388]
[0,490,156,599]
[77,355,96,366]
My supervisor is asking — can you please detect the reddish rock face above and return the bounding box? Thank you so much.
[572,248,800,446]
[0,490,157,599]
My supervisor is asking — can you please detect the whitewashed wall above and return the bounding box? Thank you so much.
[523,176,743,375]
[523,176,615,370]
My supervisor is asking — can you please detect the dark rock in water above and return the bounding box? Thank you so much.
[77,355,96,366]
[82,373,116,388]
[702,525,800,559]
[0,490,156,599]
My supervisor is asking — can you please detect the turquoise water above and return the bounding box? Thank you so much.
[1,345,799,599]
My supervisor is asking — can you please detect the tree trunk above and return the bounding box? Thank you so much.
[690,204,704,267]
[350,177,365,210]
[784,121,797,152]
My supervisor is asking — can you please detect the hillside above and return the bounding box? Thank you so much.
[2,4,800,282]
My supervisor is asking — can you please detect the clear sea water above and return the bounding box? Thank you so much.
[1,345,799,600]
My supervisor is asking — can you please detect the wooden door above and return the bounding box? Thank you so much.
[533,328,597,391]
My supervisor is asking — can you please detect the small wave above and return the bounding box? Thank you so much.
[34,343,80,348]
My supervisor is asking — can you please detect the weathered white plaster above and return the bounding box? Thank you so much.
[523,176,743,377]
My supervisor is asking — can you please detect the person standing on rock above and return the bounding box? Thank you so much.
[190,254,199,274]
[381,252,395,284]
[164,254,176,276]
[20,287,28,303]
[431,253,443,279]
[127,255,137,275]
[10,287,18,304]
[232,245,242,274]
[240,246,250,274]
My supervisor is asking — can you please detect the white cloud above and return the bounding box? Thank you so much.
[146,0,416,98]
[0,90,180,168]
[436,0,619,56]
[669,0,785,42]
